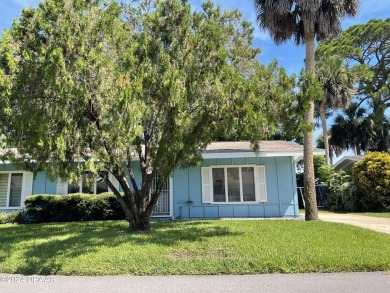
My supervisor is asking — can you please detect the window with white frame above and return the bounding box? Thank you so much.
[57,171,119,195]
[67,171,109,194]
[0,172,33,208]
[201,165,267,203]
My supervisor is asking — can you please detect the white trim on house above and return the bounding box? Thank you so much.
[56,171,123,195]
[202,150,325,159]
[0,171,33,209]
[201,165,267,204]
[333,156,363,172]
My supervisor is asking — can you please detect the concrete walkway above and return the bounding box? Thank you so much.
[318,212,390,235]
[0,272,389,293]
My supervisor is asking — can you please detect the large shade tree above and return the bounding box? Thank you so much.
[0,0,297,231]
[253,0,359,220]
[317,19,390,152]
[315,56,355,166]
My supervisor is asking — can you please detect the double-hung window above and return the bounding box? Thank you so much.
[56,171,119,195]
[0,172,33,208]
[67,171,109,194]
[202,165,267,204]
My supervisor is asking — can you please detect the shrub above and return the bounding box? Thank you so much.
[352,152,390,211]
[317,164,335,185]
[323,170,357,212]
[24,192,125,223]
[0,211,25,224]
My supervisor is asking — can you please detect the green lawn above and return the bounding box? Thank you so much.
[349,212,390,218]
[1,220,390,275]
[300,209,390,218]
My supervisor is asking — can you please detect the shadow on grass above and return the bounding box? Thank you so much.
[0,220,242,275]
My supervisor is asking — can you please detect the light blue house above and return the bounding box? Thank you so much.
[0,141,324,218]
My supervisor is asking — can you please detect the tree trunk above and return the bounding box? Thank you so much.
[319,101,331,166]
[130,212,151,231]
[303,30,319,221]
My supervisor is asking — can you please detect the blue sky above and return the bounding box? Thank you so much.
[1,0,389,161]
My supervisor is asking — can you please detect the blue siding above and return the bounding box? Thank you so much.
[1,155,299,218]
[0,164,18,171]
[32,171,56,194]
[172,156,299,218]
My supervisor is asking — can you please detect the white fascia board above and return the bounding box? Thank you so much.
[332,156,361,169]
[202,150,325,159]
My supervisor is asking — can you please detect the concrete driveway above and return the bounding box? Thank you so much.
[318,212,390,235]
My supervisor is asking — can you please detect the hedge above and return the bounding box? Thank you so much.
[352,152,390,211]
[23,192,126,223]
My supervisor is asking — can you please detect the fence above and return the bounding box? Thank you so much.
[297,185,327,208]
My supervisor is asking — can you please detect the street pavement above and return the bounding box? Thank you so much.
[1,272,389,293]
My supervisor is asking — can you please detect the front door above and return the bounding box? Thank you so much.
[151,173,171,216]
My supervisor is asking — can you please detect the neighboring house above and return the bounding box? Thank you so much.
[333,155,363,173]
[0,141,324,218]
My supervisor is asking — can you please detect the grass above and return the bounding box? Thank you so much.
[349,212,390,218]
[300,209,390,218]
[0,220,390,275]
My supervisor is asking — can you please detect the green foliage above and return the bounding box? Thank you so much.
[330,102,375,155]
[317,163,358,212]
[317,19,390,152]
[0,211,24,224]
[313,155,326,178]
[24,193,125,223]
[316,134,343,164]
[253,0,359,45]
[296,70,324,133]
[350,212,390,218]
[0,0,298,230]
[317,164,334,185]
[314,55,356,165]
[321,168,357,212]
[352,152,390,211]
[315,56,355,110]
[296,155,326,180]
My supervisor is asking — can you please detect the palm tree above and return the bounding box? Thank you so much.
[316,56,355,166]
[316,134,342,166]
[253,0,359,220]
[330,102,375,155]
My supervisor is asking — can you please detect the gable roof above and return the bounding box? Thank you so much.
[333,155,363,172]
[203,141,325,158]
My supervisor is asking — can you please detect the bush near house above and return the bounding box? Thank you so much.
[352,152,390,211]
[0,211,24,224]
[23,193,125,223]
[320,165,357,212]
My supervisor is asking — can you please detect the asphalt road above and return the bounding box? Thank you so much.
[1,272,389,293]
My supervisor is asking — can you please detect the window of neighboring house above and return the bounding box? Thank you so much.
[202,165,267,204]
[0,173,26,208]
[67,171,109,194]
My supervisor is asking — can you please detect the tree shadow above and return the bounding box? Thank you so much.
[0,220,242,275]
